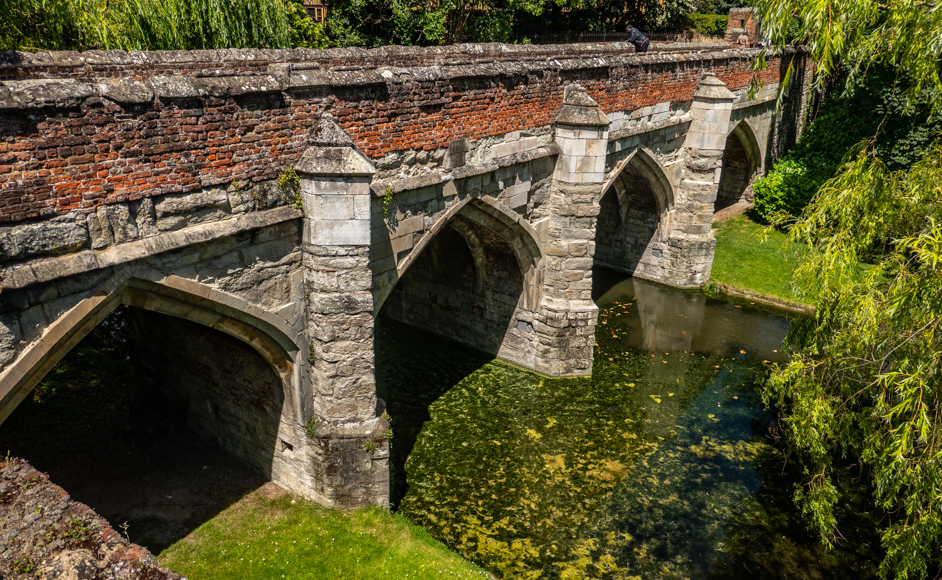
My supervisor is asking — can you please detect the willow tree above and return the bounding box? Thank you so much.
[754,1,942,578]
[1,0,294,51]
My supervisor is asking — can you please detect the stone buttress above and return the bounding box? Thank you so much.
[666,73,736,286]
[295,116,390,509]
[532,85,609,377]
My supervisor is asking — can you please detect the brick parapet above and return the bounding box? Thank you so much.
[0,458,183,580]
[0,45,806,225]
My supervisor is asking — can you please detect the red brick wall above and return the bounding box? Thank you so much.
[0,48,803,223]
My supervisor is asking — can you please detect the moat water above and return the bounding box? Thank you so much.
[0,270,883,579]
[377,269,882,579]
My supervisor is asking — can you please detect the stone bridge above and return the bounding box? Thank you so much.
[0,41,811,508]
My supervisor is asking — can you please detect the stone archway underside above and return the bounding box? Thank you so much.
[380,198,543,370]
[0,275,310,495]
[716,121,761,211]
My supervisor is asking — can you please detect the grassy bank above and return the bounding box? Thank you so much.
[159,487,492,580]
[711,212,816,310]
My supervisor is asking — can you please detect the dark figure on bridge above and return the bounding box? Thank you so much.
[626,24,650,53]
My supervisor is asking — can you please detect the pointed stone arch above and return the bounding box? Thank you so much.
[376,194,546,368]
[595,147,677,275]
[374,195,544,314]
[602,147,675,223]
[716,119,762,211]
[0,272,302,427]
[728,118,762,174]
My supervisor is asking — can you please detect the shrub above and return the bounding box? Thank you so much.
[753,68,942,224]
[686,13,728,36]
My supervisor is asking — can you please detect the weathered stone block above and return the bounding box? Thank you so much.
[0,214,88,263]
[308,219,371,246]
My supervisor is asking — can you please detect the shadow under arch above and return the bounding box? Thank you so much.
[716,119,762,212]
[373,195,545,315]
[595,147,676,276]
[0,273,302,428]
[0,272,306,552]
[373,195,546,509]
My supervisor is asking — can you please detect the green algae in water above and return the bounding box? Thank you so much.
[378,277,881,580]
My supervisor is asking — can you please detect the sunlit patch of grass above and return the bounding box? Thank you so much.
[158,490,492,580]
[711,212,816,306]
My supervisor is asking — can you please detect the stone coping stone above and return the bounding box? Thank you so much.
[0,45,806,108]
[0,458,185,580]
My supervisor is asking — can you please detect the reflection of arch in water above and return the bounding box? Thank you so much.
[0,274,302,478]
[715,120,761,212]
[378,196,544,362]
[595,148,675,276]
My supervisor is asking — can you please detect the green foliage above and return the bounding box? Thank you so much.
[696,0,749,14]
[1,0,294,51]
[11,558,38,574]
[381,186,394,217]
[753,0,942,110]
[277,167,302,210]
[286,0,330,48]
[753,159,814,220]
[383,428,394,440]
[303,417,318,439]
[0,0,704,50]
[685,13,728,36]
[364,440,377,454]
[763,140,942,580]
[753,69,942,222]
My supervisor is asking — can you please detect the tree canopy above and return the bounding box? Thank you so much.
[754,1,942,578]
[1,0,296,51]
[755,0,942,107]
[0,0,698,51]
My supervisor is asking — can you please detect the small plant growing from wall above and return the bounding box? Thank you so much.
[364,440,377,454]
[383,428,394,440]
[304,417,318,440]
[381,186,394,217]
[278,167,302,210]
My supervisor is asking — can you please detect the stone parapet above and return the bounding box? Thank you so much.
[0,42,743,83]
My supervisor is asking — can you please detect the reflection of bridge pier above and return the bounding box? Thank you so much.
[634,280,705,353]
[0,43,810,508]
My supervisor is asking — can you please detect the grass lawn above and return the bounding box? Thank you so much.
[159,486,493,580]
[711,212,816,307]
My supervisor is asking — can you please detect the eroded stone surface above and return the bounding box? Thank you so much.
[0,458,184,580]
